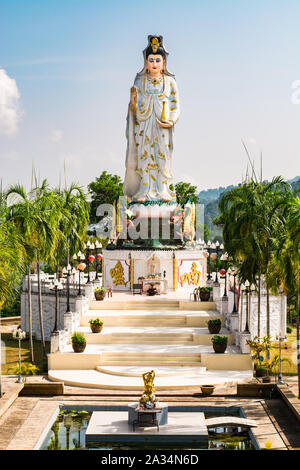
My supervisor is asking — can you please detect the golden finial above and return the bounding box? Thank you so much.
[151,37,160,53]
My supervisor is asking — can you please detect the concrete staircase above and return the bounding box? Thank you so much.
[47,298,253,389]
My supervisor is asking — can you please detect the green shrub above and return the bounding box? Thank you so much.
[286,325,293,334]
[211,335,228,344]
[208,319,221,326]
[198,287,213,293]
[71,332,86,343]
[89,318,103,325]
[94,287,105,294]
[8,362,39,376]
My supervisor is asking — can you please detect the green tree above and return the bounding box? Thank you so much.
[215,177,291,347]
[50,183,90,272]
[88,172,123,223]
[6,180,62,360]
[4,184,37,361]
[170,181,199,205]
[270,195,300,394]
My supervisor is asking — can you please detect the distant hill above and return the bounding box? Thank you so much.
[199,176,300,242]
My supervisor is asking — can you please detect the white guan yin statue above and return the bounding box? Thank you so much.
[123,35,180,203]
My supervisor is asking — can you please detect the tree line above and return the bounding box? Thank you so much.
[0,179,90,363]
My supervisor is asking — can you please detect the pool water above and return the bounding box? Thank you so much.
[40,409,254,450]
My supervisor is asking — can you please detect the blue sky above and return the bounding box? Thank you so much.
[0,0,300,191]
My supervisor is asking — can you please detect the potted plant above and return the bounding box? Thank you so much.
[207,319,221,334]
[255,365,268,378]
[71,332,86,353]
[246,336,272,379]
[200,385,215,396]
[211,335,228,353]
[94,287,106,301]
[89,318,103,333]
[198,286,212,302]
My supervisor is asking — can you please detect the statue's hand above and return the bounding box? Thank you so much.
[156,118,173,128]
[130,86,138,112]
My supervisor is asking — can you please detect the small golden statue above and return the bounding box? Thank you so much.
[139,370,157,408]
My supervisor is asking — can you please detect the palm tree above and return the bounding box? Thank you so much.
[215,177,291,351]
[6,181,62,359]
[5,184,40,361]
[270,195,300,394]
[30,180,62,359]
[50,183,90,272]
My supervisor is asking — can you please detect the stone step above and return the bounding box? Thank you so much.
[99,360,202,367]
[77,325,233,345]
[80,310,223,327]
[95,365,207,377]
[89,300,217,311]
[101,352,202,359]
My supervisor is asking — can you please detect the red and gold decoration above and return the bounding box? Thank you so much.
[110,261,126,287]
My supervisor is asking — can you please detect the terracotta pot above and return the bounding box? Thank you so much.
[90,323,103,334]
[72,341,86,353]
[256,368,268,378]
[200,385,215,396]
[212,340,227,353]
[208,323,221,334]
[200,292,210,302]
[95,292,105,301]
[262,376,271,383]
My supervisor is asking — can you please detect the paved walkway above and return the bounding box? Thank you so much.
[0,375,299,450]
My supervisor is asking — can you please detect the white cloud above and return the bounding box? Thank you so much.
[0,68,21,135]
[51,129,63,142]
[0,149,18,161]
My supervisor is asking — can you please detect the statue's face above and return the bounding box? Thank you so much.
[146,54,164,77]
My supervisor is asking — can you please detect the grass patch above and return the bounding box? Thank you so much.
[0,333,50,374]
[270,328,298,375]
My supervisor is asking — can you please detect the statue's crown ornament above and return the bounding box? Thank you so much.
[151,37,160,53]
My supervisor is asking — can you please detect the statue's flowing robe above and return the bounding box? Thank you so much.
[123,74,180,201]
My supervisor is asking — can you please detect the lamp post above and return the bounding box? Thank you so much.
[86,241,92,283]
[212,241,224,284]
[228,267,238,313]
[49,279,64,332]
[77,251,86,296]
[203,241,213,281]
[12,328,26,383]
[72,253,77,269]
[63,264,72,314]
[276,332,288,385]
[220,252,228,298]
[242,280,255,334]
[94,241,102,281]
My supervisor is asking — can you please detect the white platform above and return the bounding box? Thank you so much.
[48,368,253,390]
[85,411,208,445]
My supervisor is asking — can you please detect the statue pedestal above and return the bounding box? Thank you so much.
[128,402,168,426]
[102,249,207,292]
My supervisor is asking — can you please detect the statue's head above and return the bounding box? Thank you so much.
[145,53,165,77]
[145,37,166,77]
[137,35,175,78]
